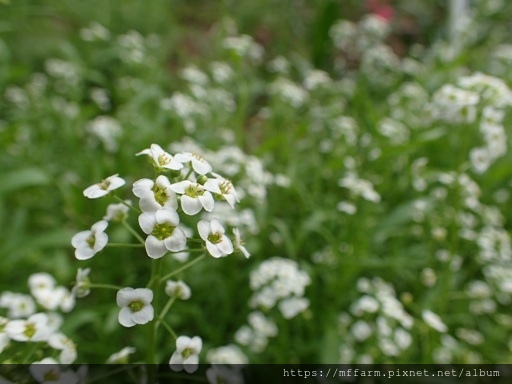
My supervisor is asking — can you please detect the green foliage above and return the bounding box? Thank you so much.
[1,0,512,372]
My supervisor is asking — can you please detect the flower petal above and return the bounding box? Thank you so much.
[145,236,167,259]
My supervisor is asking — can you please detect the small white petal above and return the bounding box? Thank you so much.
[181,195,203,215]
[197,220,210,241]
[145,236,167,259]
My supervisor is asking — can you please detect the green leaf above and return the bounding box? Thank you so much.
[0,168,51,195]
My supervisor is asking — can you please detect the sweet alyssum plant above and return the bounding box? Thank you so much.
[71,143,250,372]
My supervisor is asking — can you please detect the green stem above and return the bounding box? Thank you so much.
[159,254,206,283]
[122,220,146,245]
[106,243,144,248]
[161,319,178,340]
[147,258,163,365]
[156,297,176,331]
[89,283,124,290]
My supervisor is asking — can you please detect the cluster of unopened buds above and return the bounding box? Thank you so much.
[70,143,250,370]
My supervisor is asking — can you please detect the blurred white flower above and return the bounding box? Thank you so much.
[72,268,91,298]
[165,280,191,300]
[0,292,36,318]
[30,358,79,384]
[106,346,136,363]
[48,332,77,364]
[206,365,244,384]
[206,344,248,364]
[6,313,53,342]
[169,335,202,373]
[104,200,131,221]
[422,309,448,333]
[233,228,250,258]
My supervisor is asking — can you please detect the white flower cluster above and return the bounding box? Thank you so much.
[0,273,77,364]
[222,34,264,64]
[338,277,414,363]
[329,14,406,86]
[227,258,311,356]
[86,115,122,153]
[72,143,248,261]
[69,142,252,370]
[169,137,275,235]
[431,73,512,174]
[338,171,381,204]
[235,311,278,353]
[249,257,311,319]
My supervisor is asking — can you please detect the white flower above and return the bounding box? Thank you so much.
[206,365,244,384]
[71,220,108,260]
[103,200,131,221]
[30,358,79,384]
[83,174,125,199]
[174,152,212,175]
[278,297,309,319]
[28,273,56,297]
[233,228,250,258]
[165,280,191,300]
[247,311,278,338]
[136,143,183,171]
[208,173,239,208]
[72,268,91,298]
[107,346,136,363]
[169,335,202,373]
[422,309,448,333]
[116,288,154,328]
[5,313,53,342]
[133,175,178,212]
[170,180,215,215]
[0,318,9,354]
[198,219,233,258]
[138,210,187,258]
[206,344,248,365]
[0,292,36,318]
[35,286,75,313]
[48,332,77,364]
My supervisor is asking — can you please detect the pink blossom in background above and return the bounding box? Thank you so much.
[366,0,395,22]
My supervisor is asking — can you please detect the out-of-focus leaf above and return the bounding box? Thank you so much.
[0,168,51,195]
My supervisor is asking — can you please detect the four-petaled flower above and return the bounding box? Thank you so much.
[133,175,178,212]
[209,173,239,208]
[169,335,202,373]
[139,210,187,258]
[116,288,154,327]
[198,219,233,258]
[5,313,53,342]
[136,143,184,171]
[71,220,108,260]
[83,174,125,199]
[170,180,215,215]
